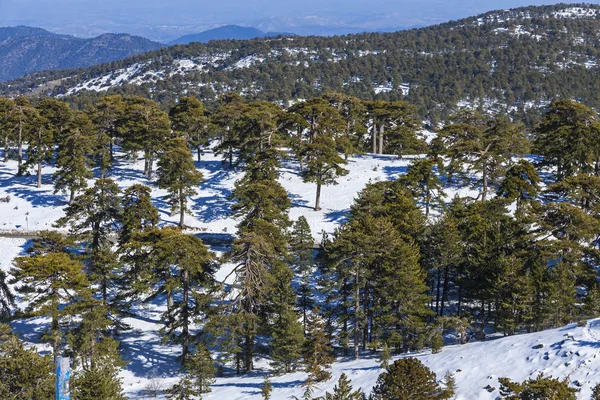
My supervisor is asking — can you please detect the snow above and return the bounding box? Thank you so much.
[2,146,582,399]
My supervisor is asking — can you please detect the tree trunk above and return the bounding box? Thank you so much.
[182,269,190,362]
[314,183,322,211]
[37,161,42,188]
[3,135,8,162]
[17,121,22,167]
[147,155,154,179]
[362,283,369,351]
[379,124,384,155]
[482,164,488,202]
[435,268,441,316]
[441,265,449,316]
[179,189,185,228]
[372,123,377,154]
[354,268,360,360]
[197,147,202,162]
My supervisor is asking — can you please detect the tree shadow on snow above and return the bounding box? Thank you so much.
[192,160,235,223]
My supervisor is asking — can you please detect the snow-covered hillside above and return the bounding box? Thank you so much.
[2,232,600,399]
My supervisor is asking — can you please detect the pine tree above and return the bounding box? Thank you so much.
[380,343,392,369]
[166,376,199,400]
[300,134,348,211]
[119,183,159,246]
[10,252,89,356]
[170,96,211,162]
[371,358,452,400]
[533,99,600,181]
[303,312,335,382]
[156,138,204,227]
[87,95,125,175]
[0,324,54,399]
[57,178,122,304]
[37,98,73,149]
[497,160,540,214]
[69,297,127,400]
[0,269,14,319]
[400,157,445,218]
[592,383,600,400]
[498,374,578,400]
[262,375,273,400]
[53,112,94,204]
[186,344,216,394]
[121,96,172,178]
[137,228,215,362]
[270,305,304,373]
[323,373,364,400]
[19,107,52,188]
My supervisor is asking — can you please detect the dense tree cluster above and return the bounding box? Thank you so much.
[2,93,600,398]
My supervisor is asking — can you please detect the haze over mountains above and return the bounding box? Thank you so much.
[168,25,293,45]
[0,26,163,81]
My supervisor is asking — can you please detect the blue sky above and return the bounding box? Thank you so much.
[1,0,597,40]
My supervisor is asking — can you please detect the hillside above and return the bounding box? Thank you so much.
[3,4,600,123]
[168,25,292,45]
[0,26,164,81]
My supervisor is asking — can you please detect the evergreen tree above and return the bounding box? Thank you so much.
[88,95,125,174]
[119,184,160,246]
[170,96,211,162]
[57,178,122,304]
[121,96,172,178]
[262,375,273,400]
[19,108,52,188]
[533,99,600,181]
[135,228,215,361]
[400,157,445,218]
[303,312,335,382]
[10,252,89,356]
[290,217,316,332]
[156,138,204,227]
[497,160,541,214]
[380,343,392,369]
[186,344,216,394]
[323,373,364,400]
[0,324,54,400]
[371,358,452,400]
[498,374,578,400]
[300,134,348,211]
[166,376,199,400]
[53,112,94,204]
[0,270,14,318]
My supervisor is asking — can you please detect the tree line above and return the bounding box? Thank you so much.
[1,93,600,398]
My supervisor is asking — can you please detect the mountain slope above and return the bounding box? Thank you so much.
[4,4,600,124]
[0,26,164,81]
[168,25,291,45]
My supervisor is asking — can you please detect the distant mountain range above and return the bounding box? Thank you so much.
[0,26,164,81]
[168,25,294,45]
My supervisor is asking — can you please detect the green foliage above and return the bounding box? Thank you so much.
[262,375,273,400]
[323,373,364,400]
[0,324,54,400]
[10,252,89,355]
[185,345,216,394]
[371,358,452,400]
[156,138,204,227]
[498,374,578,400]
[303,312,335,382]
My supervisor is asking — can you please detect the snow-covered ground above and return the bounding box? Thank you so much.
[0,145,476,241]
[2,230,600,399]
[6,147,572,399]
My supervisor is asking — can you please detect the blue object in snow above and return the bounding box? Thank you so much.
[56,357,71,400]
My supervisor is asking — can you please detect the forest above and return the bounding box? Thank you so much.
[3,4,600,127]
[1,91,600,399]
